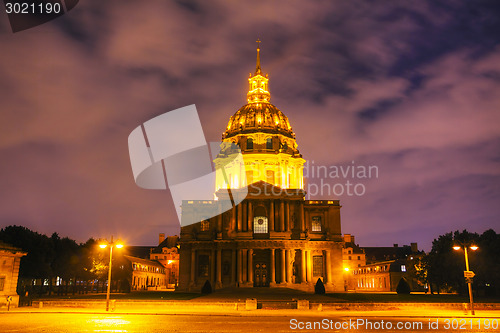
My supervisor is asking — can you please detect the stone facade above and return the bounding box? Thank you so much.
[178,45,344,292]
[0,241,26,308]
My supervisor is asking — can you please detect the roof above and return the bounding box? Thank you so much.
[123,245,153,259]
[123,255,165,269]
[362,245,414,263]
[0,240,27,255]
[223,103,295,140]
[151,236,179,253]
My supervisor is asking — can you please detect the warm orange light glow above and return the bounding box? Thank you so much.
[99,244,107,249]
[453,246,461,250]
[168,260,174,265]
[470,245,478,251]
[344,267,350,272]
[115,243,124,249]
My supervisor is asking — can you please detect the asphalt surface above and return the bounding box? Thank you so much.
[1,312,499,333]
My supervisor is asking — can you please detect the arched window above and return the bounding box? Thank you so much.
[266,137,273,150]
[247,138,253,150]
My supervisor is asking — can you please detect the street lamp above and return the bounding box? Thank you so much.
[99,236,124,311]
[453,242,478,315]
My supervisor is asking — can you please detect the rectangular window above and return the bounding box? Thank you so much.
[311,216,322,232]
[246,171,253,185]
[0,276,5,291]
[348,256,352,260]
[253,216,268,234]
[357,256,361,260]
[401,265,406,272]
[198,255,209,277]
[313,256,323,277]
[200,220,210,232]
[266,170,274,184]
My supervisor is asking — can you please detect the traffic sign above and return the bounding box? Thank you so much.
[464,271,475,278]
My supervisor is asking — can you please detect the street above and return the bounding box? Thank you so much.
[0,313,498,333]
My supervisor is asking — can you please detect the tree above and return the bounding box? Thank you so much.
[314,278,325,294]
[426,229,500,296]
[396,278,411,294]
[201,280,212,294]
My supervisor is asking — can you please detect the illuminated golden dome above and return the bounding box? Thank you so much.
[214,41,305,192]
[223,103,295,140]
[223,40,295,140]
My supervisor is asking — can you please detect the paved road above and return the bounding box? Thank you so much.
[0,313,498,333]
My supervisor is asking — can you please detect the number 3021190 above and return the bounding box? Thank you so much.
[5,2,62,14]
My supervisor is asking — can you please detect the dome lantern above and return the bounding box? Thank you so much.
[247,39,271,103]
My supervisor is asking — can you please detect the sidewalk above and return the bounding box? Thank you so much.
[3,302,499,319]
[3,288,498,318]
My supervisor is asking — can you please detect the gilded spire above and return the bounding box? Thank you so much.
[247,39,270,103]
[255,39,262,75]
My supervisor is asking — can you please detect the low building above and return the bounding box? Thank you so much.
[0,241,27,308]
[150,234,179,288]
[342,234,366,270]
[124,255,168,291]
[343,237,424,292]
[352,259,407,292]
[342,234,366,290]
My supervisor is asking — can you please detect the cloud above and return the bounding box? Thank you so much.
[0,0,499,250]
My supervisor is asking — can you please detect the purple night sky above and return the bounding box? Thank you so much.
[0,1,499,251]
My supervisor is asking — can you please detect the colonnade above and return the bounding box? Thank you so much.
[189,246,334,287]
[216,200,305,233]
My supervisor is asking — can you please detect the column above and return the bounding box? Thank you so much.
[216,249,222,286]
[231,249,236,284]
[300,202,305,232]
[270,249,275,284]
[237,204,242,231]
[217,204,222,233]
[270,200,275,232]
[280,201,285,231]
[280,249,286,284]
[242,202,247,232]
[307,250,313,282]
[301,249,306,283]
[285,202,290,231]
[237,249,243,284]
[248,249,253,284]
[287,249,294,283]
[242,249,247,282]
[210,249,215,285]
[248,201,253,231]
[326,250,332,284]
[231,207,236,232]
[190,249,196,284]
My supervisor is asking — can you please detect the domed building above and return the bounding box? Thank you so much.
[178,44,344,292]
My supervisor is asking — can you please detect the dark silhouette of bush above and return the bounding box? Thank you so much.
[201,280,212,294]
[396,278,411,294]
[315,278,325,294]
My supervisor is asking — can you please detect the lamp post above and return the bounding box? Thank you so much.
[99,236,123,311]
[453,243,478,315]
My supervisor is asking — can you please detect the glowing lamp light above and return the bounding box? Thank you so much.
[115,243,124,249]
[470,245,478,251]
[167,260,174,265]
[344,267,349,272]
[99,244,107,249]
[453,246,461,251]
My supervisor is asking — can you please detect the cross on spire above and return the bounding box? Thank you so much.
[255,38,262,74]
